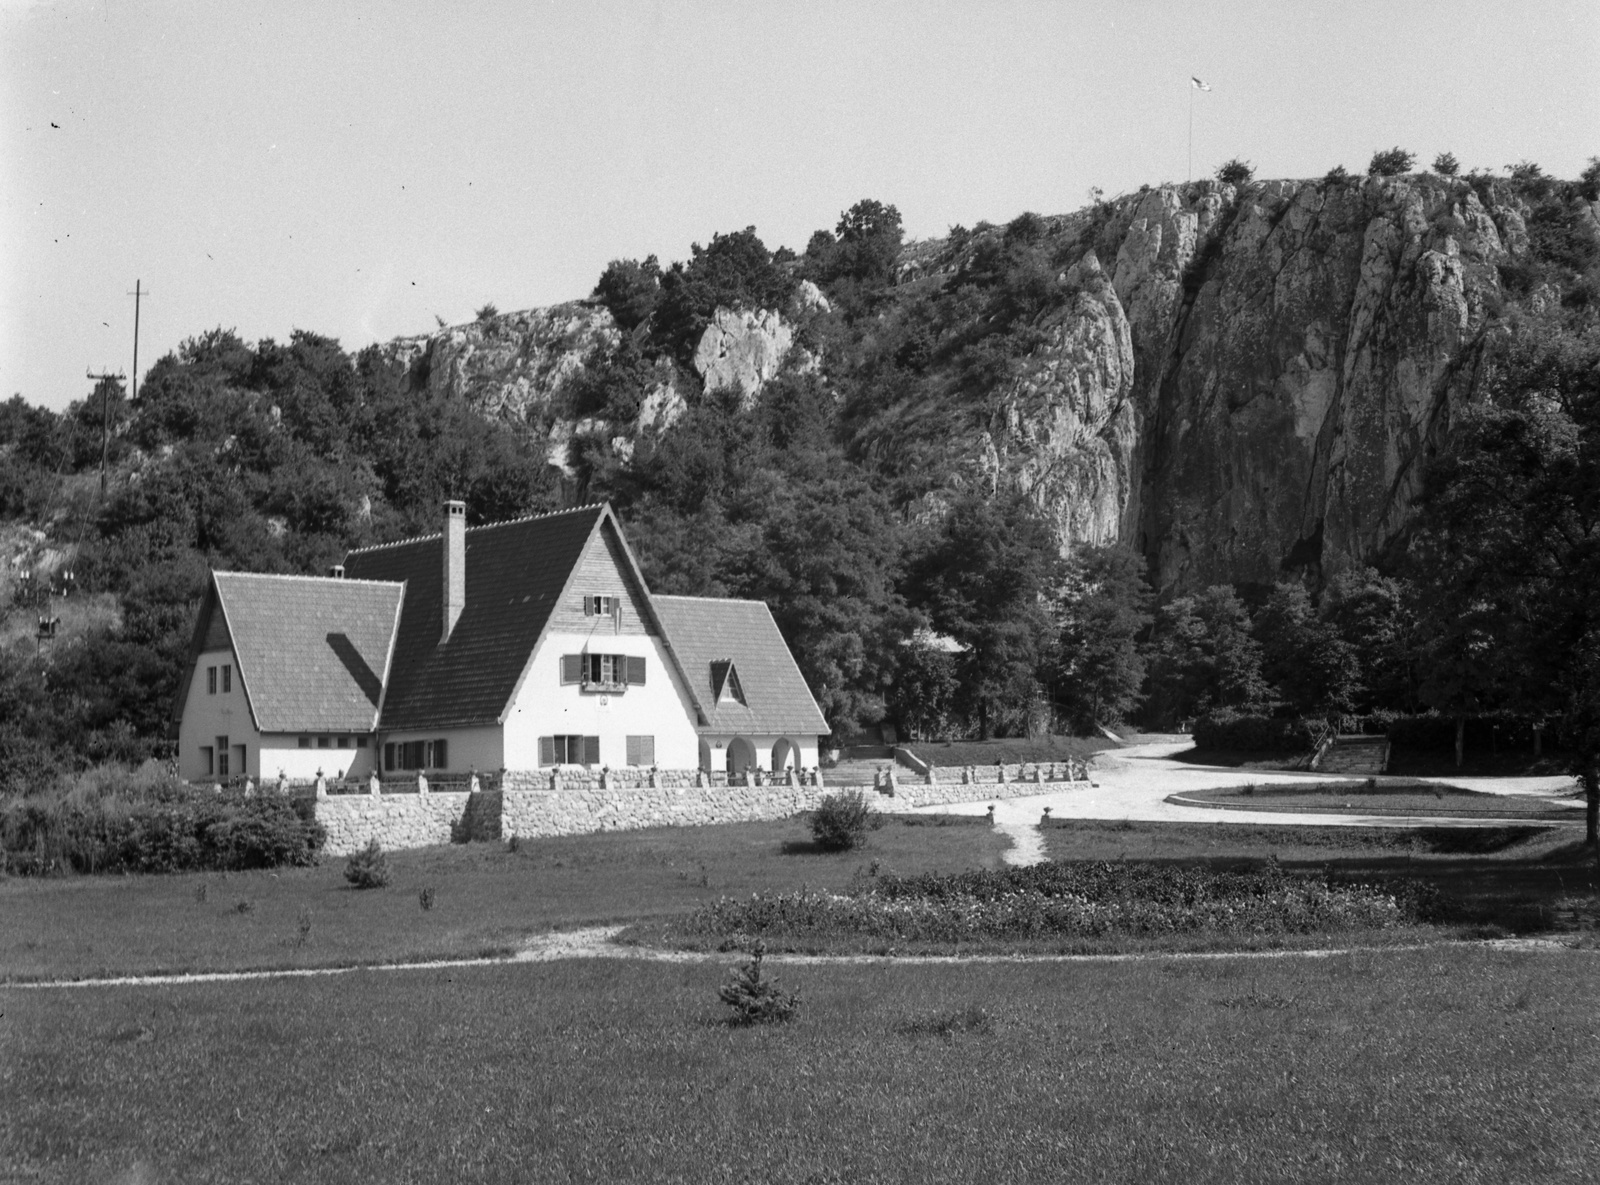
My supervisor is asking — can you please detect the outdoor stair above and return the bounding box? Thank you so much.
[1315,735,1390,776]
[824,759,895,789]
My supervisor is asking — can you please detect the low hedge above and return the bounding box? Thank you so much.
[1191,711,1328,754]
[1,786,325,876]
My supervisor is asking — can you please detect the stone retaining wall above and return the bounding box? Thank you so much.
[310,763,1094,855]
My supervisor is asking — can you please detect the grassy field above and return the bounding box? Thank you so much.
[4,947,1597,1183]
[0,814,1007,982]
[1168,780,1581,820]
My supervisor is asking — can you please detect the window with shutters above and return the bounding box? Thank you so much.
[216,736,230,778]
[561,653,645,692]
[625,735,655,767]
[221,665,232,694]
[540,735,600,766]
[207,666,217,695]
[583,594,617,618]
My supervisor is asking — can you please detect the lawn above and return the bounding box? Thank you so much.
[0,814,1007,983]
[1167,780,1581,820]
[3,947,1597,1183]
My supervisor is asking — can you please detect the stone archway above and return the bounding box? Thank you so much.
[725,737,757,777]
[771,738,796,771]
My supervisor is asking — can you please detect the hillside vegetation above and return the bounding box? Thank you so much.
[2,160,1599,811]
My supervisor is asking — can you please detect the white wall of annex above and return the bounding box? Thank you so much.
[259,736,375,782]
[504,632,701,769]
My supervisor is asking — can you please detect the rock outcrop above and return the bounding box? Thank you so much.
[692,307,795,401]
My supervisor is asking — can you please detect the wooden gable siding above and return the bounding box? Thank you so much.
[546,521,655,637]
[201,592,232,652]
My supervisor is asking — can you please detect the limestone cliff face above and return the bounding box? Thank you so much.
[910,174,1526,594]
[981,251,1137,548]
[692,307,795,401]
[1110,175,1514,593]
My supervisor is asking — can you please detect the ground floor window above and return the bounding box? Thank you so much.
[625,735,655,766]
[384,739,448,771]
[215,735,230,778]
[540,735,599,766]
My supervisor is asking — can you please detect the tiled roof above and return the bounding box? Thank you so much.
[210,572,404,733]
[654,595,828,737]
[343,505,606,730]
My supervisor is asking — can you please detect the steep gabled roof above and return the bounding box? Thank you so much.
[654,595,828,736]
[342,505,607,730]
[198,571,405,733]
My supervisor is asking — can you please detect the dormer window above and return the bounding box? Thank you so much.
[710,660,746,706]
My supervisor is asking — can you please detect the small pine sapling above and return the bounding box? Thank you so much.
[344,839,391,889]
[1432,152,1460,177]
[718,942,800,1025]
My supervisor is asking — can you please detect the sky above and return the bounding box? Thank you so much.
[3,0,1597,411]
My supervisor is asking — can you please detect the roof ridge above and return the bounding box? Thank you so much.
[654,593,764,604]
[345,504,607,556]
[214,570,404,588]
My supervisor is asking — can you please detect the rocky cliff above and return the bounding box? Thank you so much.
[374,174,1575,594]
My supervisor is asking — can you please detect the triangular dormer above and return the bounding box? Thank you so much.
[710,659,746,706]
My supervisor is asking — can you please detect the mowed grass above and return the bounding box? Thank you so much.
[4,947,1597,1183]
[1168,780,1579,820]
[0,815,1007,982]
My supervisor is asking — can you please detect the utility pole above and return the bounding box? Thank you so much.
[127,280,148,402]
[86,368,124,497]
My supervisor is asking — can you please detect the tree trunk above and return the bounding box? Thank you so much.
[1454,715,1465,769]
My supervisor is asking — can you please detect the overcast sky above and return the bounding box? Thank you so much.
[3,0,1596,411]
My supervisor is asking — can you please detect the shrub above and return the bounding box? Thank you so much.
[419,886,436,911]
[1323,164,1351,184]
[474,303,499,323]
[1432,152,1460,177]
[0,775,324,876]
[718,943,800,1025]
[811,790,874,852]
[1191,711,1327,754]
[1368,148,1416,177]
[1216,158,1254,185]
[344,839,391,889]
[1579,157,1600,202]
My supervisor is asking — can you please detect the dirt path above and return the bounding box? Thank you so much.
[7,926,1592,991]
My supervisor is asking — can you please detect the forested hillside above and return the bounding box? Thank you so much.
[3,157,1598,793]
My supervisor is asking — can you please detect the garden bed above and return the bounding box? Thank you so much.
[633,860,1436,955]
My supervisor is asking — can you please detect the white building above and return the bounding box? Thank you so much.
[174,502,827,784]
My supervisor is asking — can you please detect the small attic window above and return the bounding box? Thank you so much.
[710,659,746,706]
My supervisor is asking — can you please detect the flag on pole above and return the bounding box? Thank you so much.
[1191,76,1211,91]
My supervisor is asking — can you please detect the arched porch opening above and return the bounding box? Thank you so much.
[698,738,713,772]
[771,738,796,772]
[725,736,757,777]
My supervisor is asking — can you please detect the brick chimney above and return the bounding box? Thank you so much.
[442,499,466,643]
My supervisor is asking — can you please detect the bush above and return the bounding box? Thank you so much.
[811,790,874,851]
[1368,148,1416,177]
[1216,158,1254,185]
[0,774,324,876]
[1432,152,1460,177]
[1323,164,1351,184]
[1191,711,1327,754]
[344,839,391,889]
[718,943,800,1025]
